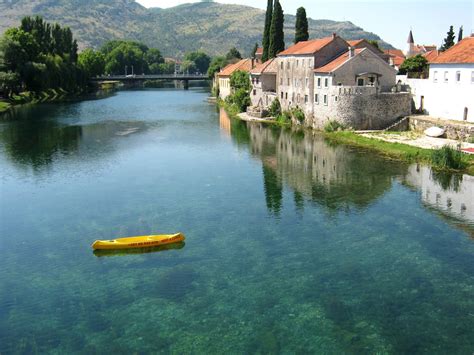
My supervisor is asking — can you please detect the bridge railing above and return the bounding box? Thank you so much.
[91,74,209,81]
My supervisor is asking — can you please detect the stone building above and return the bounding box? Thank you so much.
[248,33,411,130]
[249,58,278,116]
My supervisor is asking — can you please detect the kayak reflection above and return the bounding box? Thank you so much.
[93,242,186,257]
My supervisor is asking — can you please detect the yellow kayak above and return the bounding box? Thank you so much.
[91,233,185,250]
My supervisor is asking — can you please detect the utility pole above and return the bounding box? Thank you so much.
[125,65,127,76]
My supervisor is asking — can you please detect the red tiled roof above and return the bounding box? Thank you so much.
[430,37,474,64]
[423,49,439,62]
[384,49,405,58]
[218,58,253,77]
[251,58,277,75]
[278,36,336,56]
[347,39,365,47]
[314,48,365,73]
[392,56,405,67]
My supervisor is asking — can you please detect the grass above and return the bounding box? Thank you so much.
[324,131,474,175]
[0,89,73,116]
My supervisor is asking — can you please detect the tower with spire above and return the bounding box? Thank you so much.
[406,29,415,58]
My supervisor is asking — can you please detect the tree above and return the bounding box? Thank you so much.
[78,49,105,77]
[262,0,273,62]
[146,48,164,66]
[399,54,428,76]
[226,47,242,61]
[104,42,148,75]
[0,71,21,97]
[181,60,197,73]
[294,7,309,43]
[441,26,455,51]
[229,70,251,112]
[268,0,285,59]
[184,51,211,73]
[207,56,227,79]
[458,26,463,42]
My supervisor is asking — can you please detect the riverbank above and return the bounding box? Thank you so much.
[218,100,474,175]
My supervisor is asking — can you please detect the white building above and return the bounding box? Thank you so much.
[401,36,474,122]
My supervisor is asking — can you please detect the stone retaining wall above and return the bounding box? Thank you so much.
[409,115,474,141]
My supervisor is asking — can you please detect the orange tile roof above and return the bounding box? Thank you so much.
[278,36,336,56]
[430,37,474,64]
[423,49,439,62]
[218,58,253,77]
[392,56,405,67]
[251,58,277,74]
[384,49,405,58]
[347,39,365,47]
[314,48,365,73]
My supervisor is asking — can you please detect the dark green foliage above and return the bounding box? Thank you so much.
[292,107,305,123]
[324,120,345,132]
[0,16,84,92]
[207,56,227,79]
[294,7,309,43]
[229,70,250,91]
[431,146,467,170]
[399,55,428,75]
[184,51,211,73]
[78,49,105,77]
[0,71,21,97]
[228,70,251,112]
[276,110,291,124]
[458,26,463,42]
[441,26,455,51]
[232,88,251,112]
[268,0,285,59]
[269,98,281,117]
[181,60,197,73]
[368,40,380,49]
[226,47,242,61]
[262,0,273,62]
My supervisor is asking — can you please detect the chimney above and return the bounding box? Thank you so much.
[348,46,355,58]
[332,33,337,39]
[251,57,255,69]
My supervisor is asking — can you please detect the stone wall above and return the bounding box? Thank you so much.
[311,87,412,130]
[409,115,474,141]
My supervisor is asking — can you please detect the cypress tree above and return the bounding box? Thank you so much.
[458,26,463,42]
[262,0,273,62]
[252,42,259,58]
[441,25,455,51]
[268,0,285,59]
[294,7,309,43]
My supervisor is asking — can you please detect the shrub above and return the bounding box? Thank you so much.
[324,120,345,132]
[276,110,291,125]
[431,145,467,170]
[269,98,281,117]
[232,88,251,112]
[292,107,305,123]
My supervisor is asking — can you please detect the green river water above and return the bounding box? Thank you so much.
[0,88,473,353]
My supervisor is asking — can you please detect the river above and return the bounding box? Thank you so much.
[0,88,473,353]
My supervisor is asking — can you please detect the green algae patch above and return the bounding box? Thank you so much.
[0,101,11,113]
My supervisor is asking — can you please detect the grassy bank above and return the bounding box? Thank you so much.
[324,131,474,175]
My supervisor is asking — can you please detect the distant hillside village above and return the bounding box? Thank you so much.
[214,1,474,131]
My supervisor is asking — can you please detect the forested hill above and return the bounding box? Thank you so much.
[0,0,391,57]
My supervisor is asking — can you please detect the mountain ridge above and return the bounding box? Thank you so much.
[0,0,393,57]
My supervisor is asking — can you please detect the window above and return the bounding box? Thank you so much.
[317,78,321,87]
[285,93,288,100]
[253,89,256,96]
[297,94,300,103]
[287,78,290,86]
[433,71,438,83]
[292,92,295,101]
[296,60,299,67]
[305,95,308,103]
[335,96,338,102]
[315,94,319,104]
[280,77,283,85]
[357,78,364,86]
[281,92,284,99]
[444,71,448,83]
[323,95,327,105]
[324,78,329,87]
[456,71,461,82]
[281,62,284,70]
[256,78,260,84]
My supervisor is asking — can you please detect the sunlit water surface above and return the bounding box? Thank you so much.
[1,89,473,353]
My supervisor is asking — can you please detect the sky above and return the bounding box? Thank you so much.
[136,0,473,50]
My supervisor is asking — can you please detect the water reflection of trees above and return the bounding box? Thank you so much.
[227,117,407,214]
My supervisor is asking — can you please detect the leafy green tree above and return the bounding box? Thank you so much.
[441,26,455,51]
[294,7,309,43]
[229,70,251,112]
[458,26,463,42]
[159,62,176,74]
[181,60,197,73]
[78,49,105,77]
[0,71,21,97]
[104,42,148,75]
[233,88,251,112]
[268,0,285,58]
[262,0,273,62]
[399,54,428,75]
[184,51,211,73]
[145,48,164,66]
[226,47,242,61]
[207,56,227,78]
